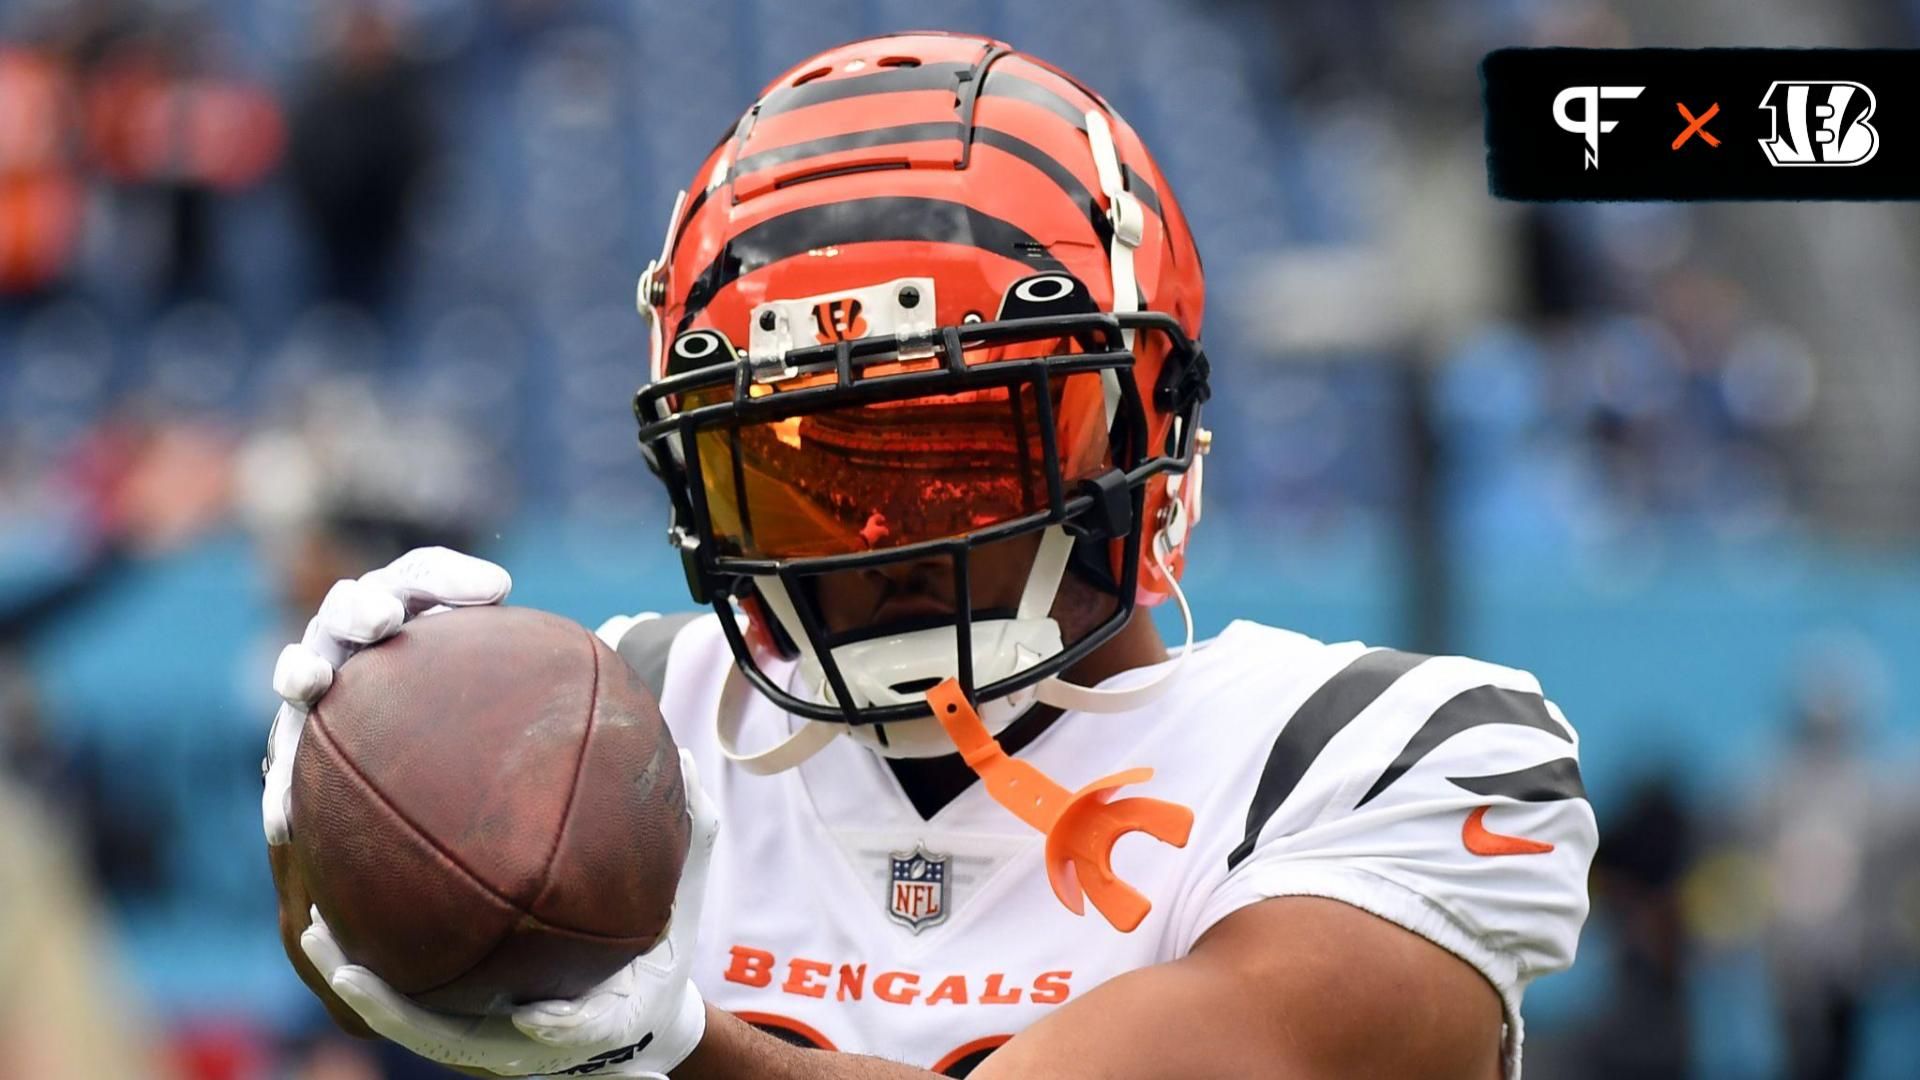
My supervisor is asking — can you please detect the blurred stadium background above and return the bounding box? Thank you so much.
[3,0,1919,1076]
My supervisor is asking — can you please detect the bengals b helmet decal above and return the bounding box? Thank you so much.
[812,298,868,343]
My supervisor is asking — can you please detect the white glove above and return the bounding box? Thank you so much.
[262,546,513,846]
[301,746,720,1079]
[261,545,717,1076]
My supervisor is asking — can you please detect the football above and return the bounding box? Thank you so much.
[288,605,689,1015]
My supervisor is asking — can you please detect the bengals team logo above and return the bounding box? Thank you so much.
[1758,81,1879,167]
[812,298,868,343]
[887,845,950,933]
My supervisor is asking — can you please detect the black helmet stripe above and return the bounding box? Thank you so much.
[757,61,975,117]
[729,121,966,183]
[666,64,1163,271]
[676,196,1067,334]
[719,120,1141,250]
[754,57,1094,133]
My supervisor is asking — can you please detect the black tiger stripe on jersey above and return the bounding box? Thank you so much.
[1354,686,1572,809]
[1449,757,1587,803]
[1227,648,1431,871]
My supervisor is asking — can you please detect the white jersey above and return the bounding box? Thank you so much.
[615,614,1596,1078]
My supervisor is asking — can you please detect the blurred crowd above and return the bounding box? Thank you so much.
[3,0,1920,1077]
[0,3,279,301]
[1532,640,1920,1080]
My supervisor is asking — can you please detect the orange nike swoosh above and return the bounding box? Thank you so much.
[1462,805,1555,857]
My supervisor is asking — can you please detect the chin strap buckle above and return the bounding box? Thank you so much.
[927,678,1193,933]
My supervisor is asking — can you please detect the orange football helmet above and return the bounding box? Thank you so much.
[634,32,1210,752]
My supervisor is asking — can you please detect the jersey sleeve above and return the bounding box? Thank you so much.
[600,611,733,754]
[600,611,706,698]
[1174,650,1597,1078]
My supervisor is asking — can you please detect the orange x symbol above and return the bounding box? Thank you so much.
[1672,102,1720,149]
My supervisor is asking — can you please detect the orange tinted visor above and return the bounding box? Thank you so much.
[694,372,1112,560]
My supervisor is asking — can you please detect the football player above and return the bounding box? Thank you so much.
[263,32,1596,1079]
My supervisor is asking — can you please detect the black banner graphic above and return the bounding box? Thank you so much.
[1483,48,1920,200]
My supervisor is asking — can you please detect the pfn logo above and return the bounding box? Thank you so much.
[1758,81,1879,166]
[1552,85,1645,169]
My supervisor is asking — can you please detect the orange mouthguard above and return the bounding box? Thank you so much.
[926,678,1194,932]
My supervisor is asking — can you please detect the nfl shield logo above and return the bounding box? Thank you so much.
[887,845,951,933]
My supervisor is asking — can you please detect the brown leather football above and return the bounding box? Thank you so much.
[289,605,689,1015]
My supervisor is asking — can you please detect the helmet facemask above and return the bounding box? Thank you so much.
[764,524,1076,757]
[636,288,1206,759]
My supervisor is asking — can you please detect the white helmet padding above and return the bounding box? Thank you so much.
[716,526,1195,774]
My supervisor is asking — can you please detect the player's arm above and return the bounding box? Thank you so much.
[676,895,1500,1080]
[971,895,1501,1079]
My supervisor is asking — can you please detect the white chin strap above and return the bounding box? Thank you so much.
[715,526,1197,775]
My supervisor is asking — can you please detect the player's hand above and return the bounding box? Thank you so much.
[261,546,512,846]
[300,748,720,1079]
